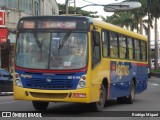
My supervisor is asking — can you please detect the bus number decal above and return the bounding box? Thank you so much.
[68,76,81,79]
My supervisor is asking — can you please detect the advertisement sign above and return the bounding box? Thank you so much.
[0,28,8,44]
[0,10,6,27]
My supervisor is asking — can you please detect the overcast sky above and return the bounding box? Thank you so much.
[57,0,124,17]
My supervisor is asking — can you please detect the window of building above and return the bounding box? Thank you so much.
[0,0,5,6]
[119,35,127,59]
[110,32,118,58]
[127,37,134,60]
[0,0,17,9]
[102,30,110,57]
[19,0,32,14]
[34,0,41,16]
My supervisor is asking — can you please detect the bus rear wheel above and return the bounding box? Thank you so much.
[90,84,106,112]
[117,81,135,104]
[32,101,49,111]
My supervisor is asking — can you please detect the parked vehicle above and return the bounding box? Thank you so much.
[148,68,151,78]
[150,59,160,69]
[0,68,13,92]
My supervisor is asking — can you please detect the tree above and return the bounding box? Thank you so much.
[58,4,99,18]
[102,0,148,33]
[149,0,160,69]
[101,12,138,31]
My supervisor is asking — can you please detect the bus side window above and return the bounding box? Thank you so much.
[141,41,147,61]
[127,37,134,60]
[135,39,140,61]
[102,30,110,57]
[119,35,127,59]
[92,31,101,68]
[110,32,118,58]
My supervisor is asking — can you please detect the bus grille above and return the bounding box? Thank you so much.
[24,78,78,90]
[30,92,68,99]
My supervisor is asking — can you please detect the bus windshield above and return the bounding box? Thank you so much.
[15,32,88,70]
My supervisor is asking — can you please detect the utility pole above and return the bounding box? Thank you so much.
[74,0,76,14]
[155,18,158,69]
[65,0,69,14]
[147,0,151,69]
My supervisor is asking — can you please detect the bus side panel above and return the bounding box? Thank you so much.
[133,63,148,94]
[109,61,132,98]
[109,61,148,99]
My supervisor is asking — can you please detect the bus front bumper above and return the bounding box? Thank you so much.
[13,86,95,103]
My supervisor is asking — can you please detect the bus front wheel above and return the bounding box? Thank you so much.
[32,101,49,111]
[90,84,106,112]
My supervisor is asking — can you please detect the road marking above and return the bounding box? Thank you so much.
[151,83,159,86]
[0,101,16,105]
[0,92,13,94]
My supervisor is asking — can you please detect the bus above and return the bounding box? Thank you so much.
[13,16,148,111]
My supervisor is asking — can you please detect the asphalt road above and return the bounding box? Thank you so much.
[0,77,160,119]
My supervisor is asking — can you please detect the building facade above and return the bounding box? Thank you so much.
[0,0,59,32]
[0,0,59,71]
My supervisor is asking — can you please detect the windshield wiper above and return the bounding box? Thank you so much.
[58,31,71,49]
[33,31,42,50]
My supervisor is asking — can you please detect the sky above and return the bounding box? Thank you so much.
[57,0,124,18]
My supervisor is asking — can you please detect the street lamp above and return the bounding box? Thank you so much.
[73,1,141,13]
[103,1,141,12]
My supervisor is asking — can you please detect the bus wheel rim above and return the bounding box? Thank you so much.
[131,83,135,99]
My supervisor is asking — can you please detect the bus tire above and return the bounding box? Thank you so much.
[90,84,106,112]
[32,101,49,111]
[126,81,135,104]
[117,81,135,104]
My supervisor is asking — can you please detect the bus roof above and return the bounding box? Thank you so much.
[19,15,92,22]
[92,18,147,41]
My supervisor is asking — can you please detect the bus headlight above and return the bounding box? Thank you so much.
[77,75,86,89]
[14,73,23,87]
[15,79,23,87]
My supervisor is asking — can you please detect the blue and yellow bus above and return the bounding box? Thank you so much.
[13,16,148,111]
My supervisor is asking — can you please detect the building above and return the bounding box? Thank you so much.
[0,0,59,71]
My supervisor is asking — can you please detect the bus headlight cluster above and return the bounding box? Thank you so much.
[15,73,23,87]
[77,75,86,89]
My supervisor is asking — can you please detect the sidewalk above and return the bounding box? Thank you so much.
[151,72,160,78]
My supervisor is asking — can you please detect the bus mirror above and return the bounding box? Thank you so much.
[6,39,10,55]
[92,31,100,46]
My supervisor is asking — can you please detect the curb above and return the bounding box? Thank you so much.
[151,72,160,78]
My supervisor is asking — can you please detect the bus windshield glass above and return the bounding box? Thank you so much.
[15,32,88,70]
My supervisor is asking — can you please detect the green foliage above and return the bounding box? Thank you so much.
[149,0,160,18]
[151,69,160,73]
[101,0,156,32]
[58,4,99,18]
[101,12,137,31]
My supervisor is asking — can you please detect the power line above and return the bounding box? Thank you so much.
[81,0,96,4]
[81,0,104,6]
